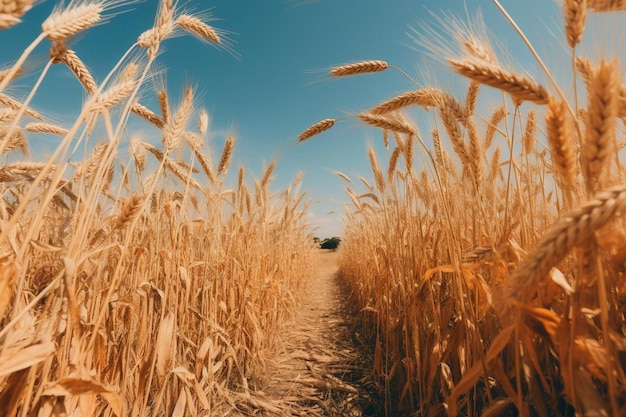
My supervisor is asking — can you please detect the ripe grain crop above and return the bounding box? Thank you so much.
[0,1,317,416]
[302,2,626,416]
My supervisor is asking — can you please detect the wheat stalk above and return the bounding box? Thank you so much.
[0,66,23,84]
[449,59,550,105]
[298,118,335,142]
[330,60,388,77]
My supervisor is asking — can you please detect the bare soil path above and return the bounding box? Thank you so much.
[252,250,378,416]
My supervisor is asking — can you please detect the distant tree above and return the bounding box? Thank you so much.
[313,237,321,244]
[320,237,341,251]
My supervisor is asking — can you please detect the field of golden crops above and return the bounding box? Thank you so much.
[2,0,626,416]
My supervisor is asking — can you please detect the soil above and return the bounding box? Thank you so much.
[248,250,381,416]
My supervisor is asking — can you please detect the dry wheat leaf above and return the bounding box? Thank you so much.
[0,261,17,319]
[156,311,176,382]
[481,398,514,417]
[446,324,515,416]
[43,376,122,416]
[0,340,55,377]
[29,240,63,252]
[549,267,574,295]
[171,389,187,417]
[193,379,211,410]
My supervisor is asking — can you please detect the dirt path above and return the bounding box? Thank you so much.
[253,250,377,416]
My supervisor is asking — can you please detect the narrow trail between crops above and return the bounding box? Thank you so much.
[251,250,380,417]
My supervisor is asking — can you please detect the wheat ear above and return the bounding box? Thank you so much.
[50,43,97,94]
[158,89,169,122]
[0,162,48,182]
[522,109,536,155]
[357,113,417,135]
[545,98,577,190]
[298,118,335,142]
[583,59,619,191]
[0,94,42,120]
[508,184,626,301]
[370,89,440,114]
[217,136,235,176]
[465,81,480,118]
[484,106,506,149]
[0,0,35,29]
[115,195,145,229]
[42,2,104,41]
[367,147,385,192]
[176,14,221,44]
[0,125,28,155]
[463,36,497,64]
[588,0,626,11]
[439,106,470,170]
[131,103,165,129]
[59,49,97,94]
[137,0,174,58]
[198,109,209,135]
[24,123,69,136]
[330,60,388,77]
[449,59,550,105]
[163,86,194,153]
[564,0,587,48]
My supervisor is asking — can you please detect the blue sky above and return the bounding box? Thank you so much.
[1,0,567,238]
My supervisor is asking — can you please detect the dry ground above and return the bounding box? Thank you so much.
[247,250,380,416]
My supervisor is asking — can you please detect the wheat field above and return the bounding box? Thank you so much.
[304,1,626,415]
[2,0,626,416]
[0,1,318,415]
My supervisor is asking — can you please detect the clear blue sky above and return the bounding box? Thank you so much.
[2,0,566,238]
